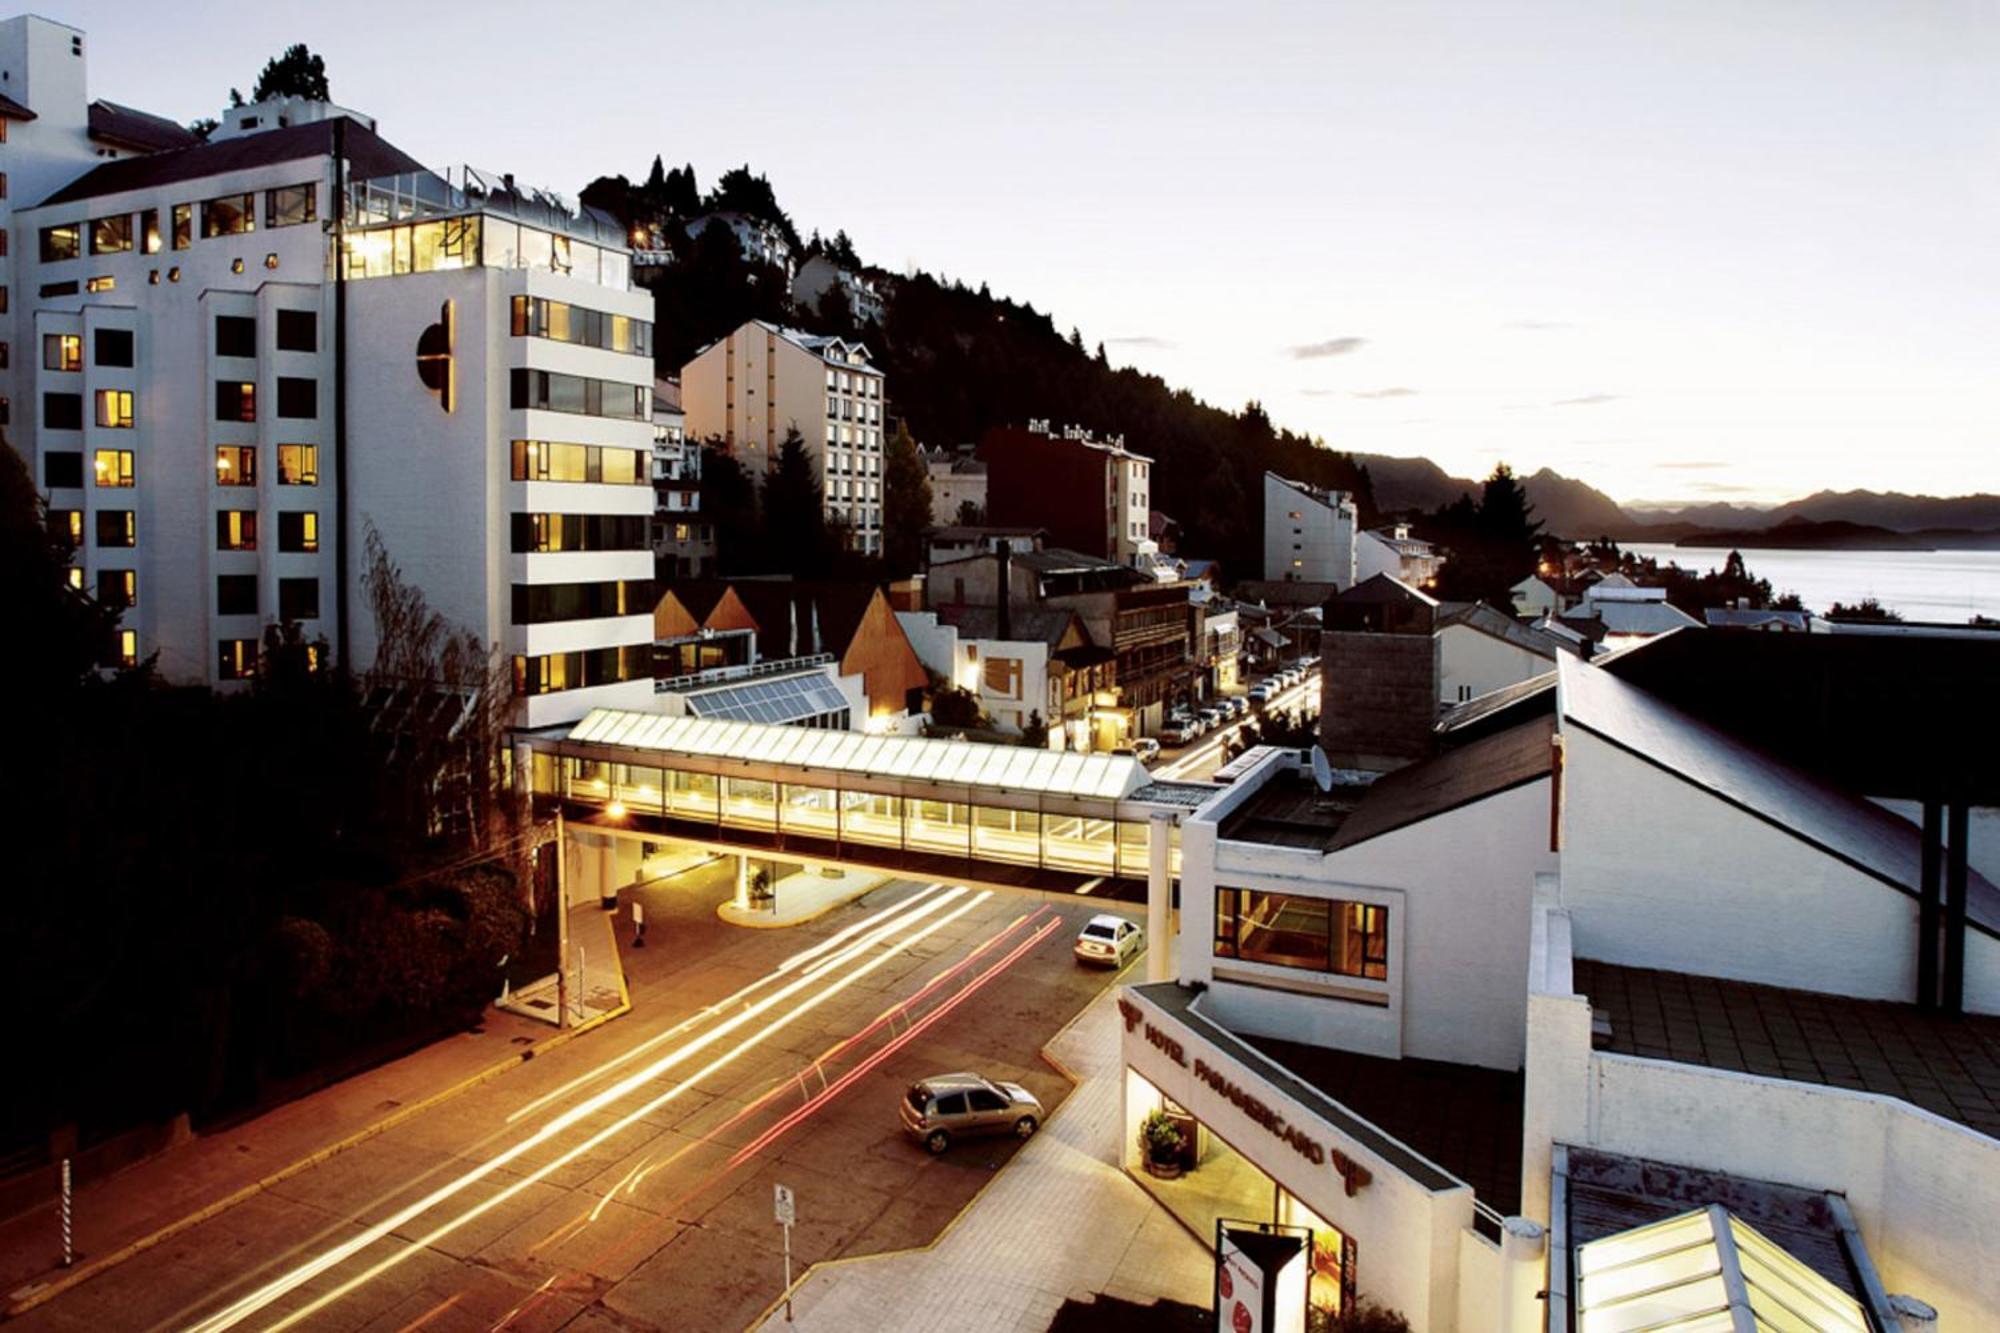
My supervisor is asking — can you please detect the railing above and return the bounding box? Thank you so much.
[655,653,835,693]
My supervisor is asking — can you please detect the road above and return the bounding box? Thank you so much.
[14,869,1138,1333]
[1153,668,1321,782]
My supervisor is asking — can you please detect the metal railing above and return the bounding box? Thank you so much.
[655,653,836,693]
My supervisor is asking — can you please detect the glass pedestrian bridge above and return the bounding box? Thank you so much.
[525,709,1199,883]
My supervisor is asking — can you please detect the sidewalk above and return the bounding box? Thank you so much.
[761,980,1211,1332]
[1,916,630,1315]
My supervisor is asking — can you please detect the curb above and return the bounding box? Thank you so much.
[743,967,1129,1329]
[5,933,633,1323]
[716,877,887,930]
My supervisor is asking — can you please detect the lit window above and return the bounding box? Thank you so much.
[230,258,244,274]
[171,204,191,250]
[88,214,132,255]
[216,511,257,550]
[96,567,135,608]
[44,334,81,372]
[93,449,134,487]
[276,444,318,485]
[115,629,137,668]
[218,638,259,681]
[264,184,315,229]
[278,510,319,553]
[95,389,135,428]
[140,208,160,254]
[215,381,255,422]
[216,445,257,486]
[200,193,254,238]
[85,276,115,293]
[39,224,80,262]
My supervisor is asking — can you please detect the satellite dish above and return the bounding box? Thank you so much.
[1310,745,1334,793]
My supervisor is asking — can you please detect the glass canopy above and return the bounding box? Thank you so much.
[1575,1205,1869,1333]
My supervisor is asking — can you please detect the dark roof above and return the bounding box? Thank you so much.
[1245,1032,1523,1215]
[928,524,1045,542]
[942,605,1081,648]
[1574,959,2000,1139]
[1333,573,1438,607]
[1438,601,1563,659]
[657,579,734,626]
[1331,715,1556,851]
[1559,656,2000,932]
[1598,629,2000,804]
[40,117,423,208]
[1703,606,1812,631]
[1232,579,1342,609]
[88,100,200,153]
[727,579,881,660]
[1435,671,1557,738]
[0,91,37,122]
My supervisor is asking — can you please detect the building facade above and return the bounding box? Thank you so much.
[978,422,1155,566]
[1265,471,1358,587]
[4,29,655,725]
[650,377,713,578]
[920,444,986,526]
[679,318,884,555]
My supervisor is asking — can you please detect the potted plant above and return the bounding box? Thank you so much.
[1139,1109,1185,1179]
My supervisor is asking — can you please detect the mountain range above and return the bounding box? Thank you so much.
[1356,455,2000,545]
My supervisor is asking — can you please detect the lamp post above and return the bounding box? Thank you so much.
[554,805,569,1028]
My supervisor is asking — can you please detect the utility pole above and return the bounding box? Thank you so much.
[554,807,570,1028]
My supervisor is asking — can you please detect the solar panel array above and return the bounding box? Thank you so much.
[683,673,851,726]
[566,708,1150,800]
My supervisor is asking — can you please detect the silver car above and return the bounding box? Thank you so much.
[1074,913,1145,967]
[900,1073,1043,1154]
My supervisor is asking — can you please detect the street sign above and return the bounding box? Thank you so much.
[774,1183,795,1227]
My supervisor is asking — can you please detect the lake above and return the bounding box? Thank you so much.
[1621,543,2000,624]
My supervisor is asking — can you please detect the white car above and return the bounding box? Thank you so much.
[1247,685,1273,705]
[1160,721,1199,745]
[1131,737,1162,763]
[1074,914,1145,967]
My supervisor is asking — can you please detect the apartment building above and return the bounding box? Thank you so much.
[3,19,655,726]
[1264,470,1358,587]
[650,377,713,577]
[680,318,885,555]
[979,422,1156,567]
[1117,615,1996,1330]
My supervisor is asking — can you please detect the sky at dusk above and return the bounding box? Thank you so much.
[41,0,2000,505]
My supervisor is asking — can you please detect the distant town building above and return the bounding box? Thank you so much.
[680,319,885,555]
[651,379,714,578]
[979,422,1156,567]
[921,445,988,526]
[1509,573,1563,619]
[684,210,793,276]
[1355,521,1440,589]
[1264,472,1358,587]
[1436,600,1570,706]
[2,16,654,726]
[925,523,1046,568]
[789,253,884,324]
[1562,572,1702,648]
[1703,604,1812,632]
[898,604,1108,741]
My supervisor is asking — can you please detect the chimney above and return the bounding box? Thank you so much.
[1318,577,1439,773]
[996,540,1014,641]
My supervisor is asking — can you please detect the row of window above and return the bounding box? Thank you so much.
[510,369,649,421]
[43,450,136,488]
[513,644,650,697]
[217,574,319,620]
[38,184,316,263]
[509,296,653,357]
[510,512,649,553]
[39,389,134,430]
[215,376,318,422]
[217,310,318,357]
[509,439,648,485]
[1213,888,1389,982]
[215,443,318,487]
[510,579,652,625]
[823,369,881,397]
[42,329,134,371]
[216,510,319,553]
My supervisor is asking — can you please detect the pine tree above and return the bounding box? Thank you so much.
[249,44,331,102]
[882,423,934,577]
[762,428,827,575]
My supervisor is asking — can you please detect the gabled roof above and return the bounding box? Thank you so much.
[943,605,1087,649]
[1557,655,2000,930]
[1704,606,1811,631]
[1564,598,1701,636]
[1436,671,1558,737]
[39,117,424,208]
[726,579,883,660]
[1438,600,1563,658]
[88,100,200,153]
[1330,715,1557,851]
[0,91,37,122]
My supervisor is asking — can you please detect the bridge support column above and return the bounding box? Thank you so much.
[1147,811,1173,982]
[734,854,750,911]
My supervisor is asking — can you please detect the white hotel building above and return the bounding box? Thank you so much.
[1120,585,1995,1331]
[680,318,885,555]
[3,15,655,726]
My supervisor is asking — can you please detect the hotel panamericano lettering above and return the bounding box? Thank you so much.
[1119,996,1374,1196]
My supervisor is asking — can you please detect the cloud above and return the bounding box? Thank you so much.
[1655,460,1729,471]
[1505,320,1574,331]
[1550,393,1622,407]
[1349,387,1418,400]
[1105,335,1176,350]
[1689,481,1762,495]
[1287,336,1368,360]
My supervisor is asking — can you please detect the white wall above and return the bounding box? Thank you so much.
[1264,473,1355,586]
[1437,623,1551,707]
[1559,726,1926,1005]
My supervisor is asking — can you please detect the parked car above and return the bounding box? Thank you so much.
[1132,737,1162,763]
[1160,720,1199,745]
[900,1073,1044,1154]
[1074,913,1146,968]
[1198,706,1225,729]
[1248,684,1273,705]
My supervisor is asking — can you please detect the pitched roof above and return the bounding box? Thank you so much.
[39,116,423,208]
[88,99,200,153]
[1438,600,1563,658]
[1704,607,1811,631]
[1557,655,2000,930]
[727,579,881,659]
[942,605,1084,648]
[1564,598,1701,635]
[0,91,37,122]
[1330,715,1557,851]
[1435,670,1558,737]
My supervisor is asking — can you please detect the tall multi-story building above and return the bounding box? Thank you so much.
[1264,470,1358,586]
[650,377,713,578]
[679,318,885,556]
[3,18,656,726]
[979,422,1156,567]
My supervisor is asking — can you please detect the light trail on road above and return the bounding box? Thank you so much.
[503,882,951,1125]
[183,885,991,1333]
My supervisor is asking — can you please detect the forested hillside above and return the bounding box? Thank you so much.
[582,160,1373,575]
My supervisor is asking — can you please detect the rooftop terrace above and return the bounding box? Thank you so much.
[1574,959,2000,1138]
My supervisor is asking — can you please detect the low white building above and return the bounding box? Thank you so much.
[897,604,1097,740]
[1119,647,1996,1330]
[1265,471,1357,587]
[1508,574,1561,619]
[789,253,883,324]
[1356,523,1441,589]
[1436,601,1566,707]
[1562,572,1701,650]
[921,445,987,526]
